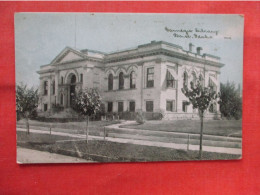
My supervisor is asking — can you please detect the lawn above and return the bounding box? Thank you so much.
[17,119,119,135]
[121,120,242,137]
[17,131,241,162]
[17,131,82,144]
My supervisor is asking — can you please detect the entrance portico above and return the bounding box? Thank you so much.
[58,72,82,108]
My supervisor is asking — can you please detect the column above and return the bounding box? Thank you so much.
[48,76,52,110]
[216,72,221,113]
[39,79,44,110]
[177,67,184,113]
[114,76,118,90]
[64,87,68,108]
[55,70,59,105]
[124,75,130,90]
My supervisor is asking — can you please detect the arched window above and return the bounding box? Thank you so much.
[199,75,204,87]
[71,74,76,84]
[183,72,188,86]
[61,76,64,84]
[108,74,113,91]
[130,71,136,89]
[209,78,217,92]
[119,72,124,90]
[192,72,197,85]
[209,103,216,113]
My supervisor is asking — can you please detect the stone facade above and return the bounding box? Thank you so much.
[37,41,224,119]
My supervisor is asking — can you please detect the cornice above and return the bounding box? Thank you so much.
[37,43,224,75]
[161,49,224,68]
[37,69,55,74]
[105,48,224,68]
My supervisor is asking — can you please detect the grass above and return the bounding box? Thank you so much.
[121,120,242,137]
[17,119,119,135]
[17,131,82,144]
[17,131,241,162]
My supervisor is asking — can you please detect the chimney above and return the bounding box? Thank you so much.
[189,43,194,52]
[196,47,203,55]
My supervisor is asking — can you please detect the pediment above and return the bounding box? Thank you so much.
[51,47,86,64]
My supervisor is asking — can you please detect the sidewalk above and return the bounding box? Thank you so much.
[17,126,242,155]
[17,147,93,164]
[108,121,242,142]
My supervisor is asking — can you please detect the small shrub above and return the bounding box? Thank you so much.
[119,111,137,120]
[143,112,163,120]
[135,112,146,124]
[106,112,115,121]
[159,109,166,120]
[30,109,38,119]
[51,104,64,114]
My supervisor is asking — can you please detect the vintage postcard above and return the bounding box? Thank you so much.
[15,13,243,163]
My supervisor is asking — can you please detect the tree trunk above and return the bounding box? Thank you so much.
[26,117,30,134]
[86,116,89,144]
[199,114,204,159]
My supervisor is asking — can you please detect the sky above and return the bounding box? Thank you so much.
[15,13,244,88]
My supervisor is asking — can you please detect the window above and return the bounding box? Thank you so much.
[119,72,124,90]
[118,102,124,112]
[209,103,216,113]
[130,71,136,89]
[60,94,63,105]
[146,101,153,112]
[61,77,64,84]
[108,102,113,112]
[183,72,188,86]
[52,81,55,95]
[166,70,176,88]
[80,74,83,83]
[71,75,76,84]
[192,72,197,85]
[199,75,204,87]
[209,104,214,113]
[166,100,175,112]
[182,101,189,112]
[209,78,217,92]
[108,74,113,91]
[147,67,154,88]
[44,104,48,111]
[129,101,135,112]
[44,81,48,95]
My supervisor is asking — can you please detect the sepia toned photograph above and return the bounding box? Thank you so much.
[15,13,243,163]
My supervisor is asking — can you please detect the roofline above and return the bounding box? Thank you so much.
[50,46,88,64]
[38,40,223,71]
[104,48,224,68]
